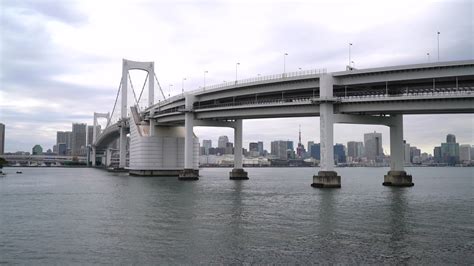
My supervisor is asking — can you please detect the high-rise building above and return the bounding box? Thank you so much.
[0,123,5,155]
[287,141,294,152]
[440,134,459,165]
[57,131,73,154]
[446,134,456,143]
[72,123,87,156]
[218,135,229,148]
[310,143,321,160]
[459,144,471,163]
[271,140,289,160]
[433,146,442,163]
[249,142,258,151]
[32,144,43,155]
[257,141,264,155]
[307,141,315,154]
[404,140,411,164]
[347,141,364,160]
[410,146,421,163]
[364,132,383,162]
[334,144,346,163]
[87,126,94,146]
[58,143,67,156]
[202,139,212,155]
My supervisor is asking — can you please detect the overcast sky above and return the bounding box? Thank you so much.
[1,0,473,154]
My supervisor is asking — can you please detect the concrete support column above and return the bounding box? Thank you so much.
[119,127,127,169]
[230,119,248,180]
[106,148,112,168]
[179,95,199,180]
[312,74,341,188]
[383,114,414,187]
[149,119,156,137]
[91,147,96,166]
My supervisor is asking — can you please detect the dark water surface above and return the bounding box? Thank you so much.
[1,167,473,264]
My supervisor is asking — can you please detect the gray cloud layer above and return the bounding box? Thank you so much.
[0,0,473,153]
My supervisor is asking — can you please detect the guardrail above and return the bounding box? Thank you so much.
[200,69,326,92]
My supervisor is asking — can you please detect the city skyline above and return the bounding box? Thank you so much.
[1,0,473,153]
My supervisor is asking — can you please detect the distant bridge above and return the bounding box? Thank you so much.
[91,59,474,187]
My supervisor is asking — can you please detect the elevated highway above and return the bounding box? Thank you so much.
[93,59,474,187]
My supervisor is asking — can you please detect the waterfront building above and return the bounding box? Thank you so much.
[459,144,471,163]
[364,132,383,162]
[310,143,321,160]
[307,141,315,155]
[218,135,229,148]
[72,123,87,156]
[271,140,289,160]
[58,143,67,156]
[202,139,212,155]
[404,141,411,164]
[440,134,460,165]
[433,146,442,163]
[257,141,264,156]
[32,144,43,155]
[347,141,364,160]
[334,144,346,163]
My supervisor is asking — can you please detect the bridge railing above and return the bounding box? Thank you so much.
[199,68,326,92]
[336,86,473,100]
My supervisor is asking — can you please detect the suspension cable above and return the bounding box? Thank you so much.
[107,79,122,127]
[154,73,166,100]
[138,72,149,103]
[128,72,140,108]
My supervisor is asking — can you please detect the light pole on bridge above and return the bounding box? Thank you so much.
[348,43,353,67]
[437,31,440,62]
[427,52,430,62]
[168,84,173,97]
[283,53,288,74]
[203,70,208,88]
[182,78,186,94]
[235,62,240,84]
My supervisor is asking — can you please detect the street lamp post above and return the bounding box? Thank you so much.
[182,78,186,94]
[437,31,440,62]
[349,43,353,67]
[235,62,240,84]
[203,70,208,88]
[427,52,430,62]
[168,84,173,97]
[283,53,288,74]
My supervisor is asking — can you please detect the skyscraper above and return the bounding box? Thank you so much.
[347,141,363,160]
[257,141,264,155]
[0,123,4,155]
[307,141,315,154]
[459,144,471,163]
[364,132,383,162]
[441,134,459,165]
[218,136,229,148]
[334,144,346,163]
[310,143,321,160]
[202,139,212,155]
[72,123,87,156]
[404,140,411,164]
[87,125,94,146]
[271,140,289,160]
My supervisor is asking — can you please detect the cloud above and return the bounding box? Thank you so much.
[0,0,472,153]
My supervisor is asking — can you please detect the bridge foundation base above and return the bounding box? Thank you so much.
[229,168,249,180]
[129,169,181,176]
[311,171,341,188]
[383,171,414,187]
[179,169,199,181]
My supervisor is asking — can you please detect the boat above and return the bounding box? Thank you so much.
[16,171,22,174]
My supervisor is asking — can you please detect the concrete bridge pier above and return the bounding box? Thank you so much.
[119,127,127,168]
[179,95,199,180]
[384,114,414,187]
[230,119,249,180]
[312,74,341,188]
